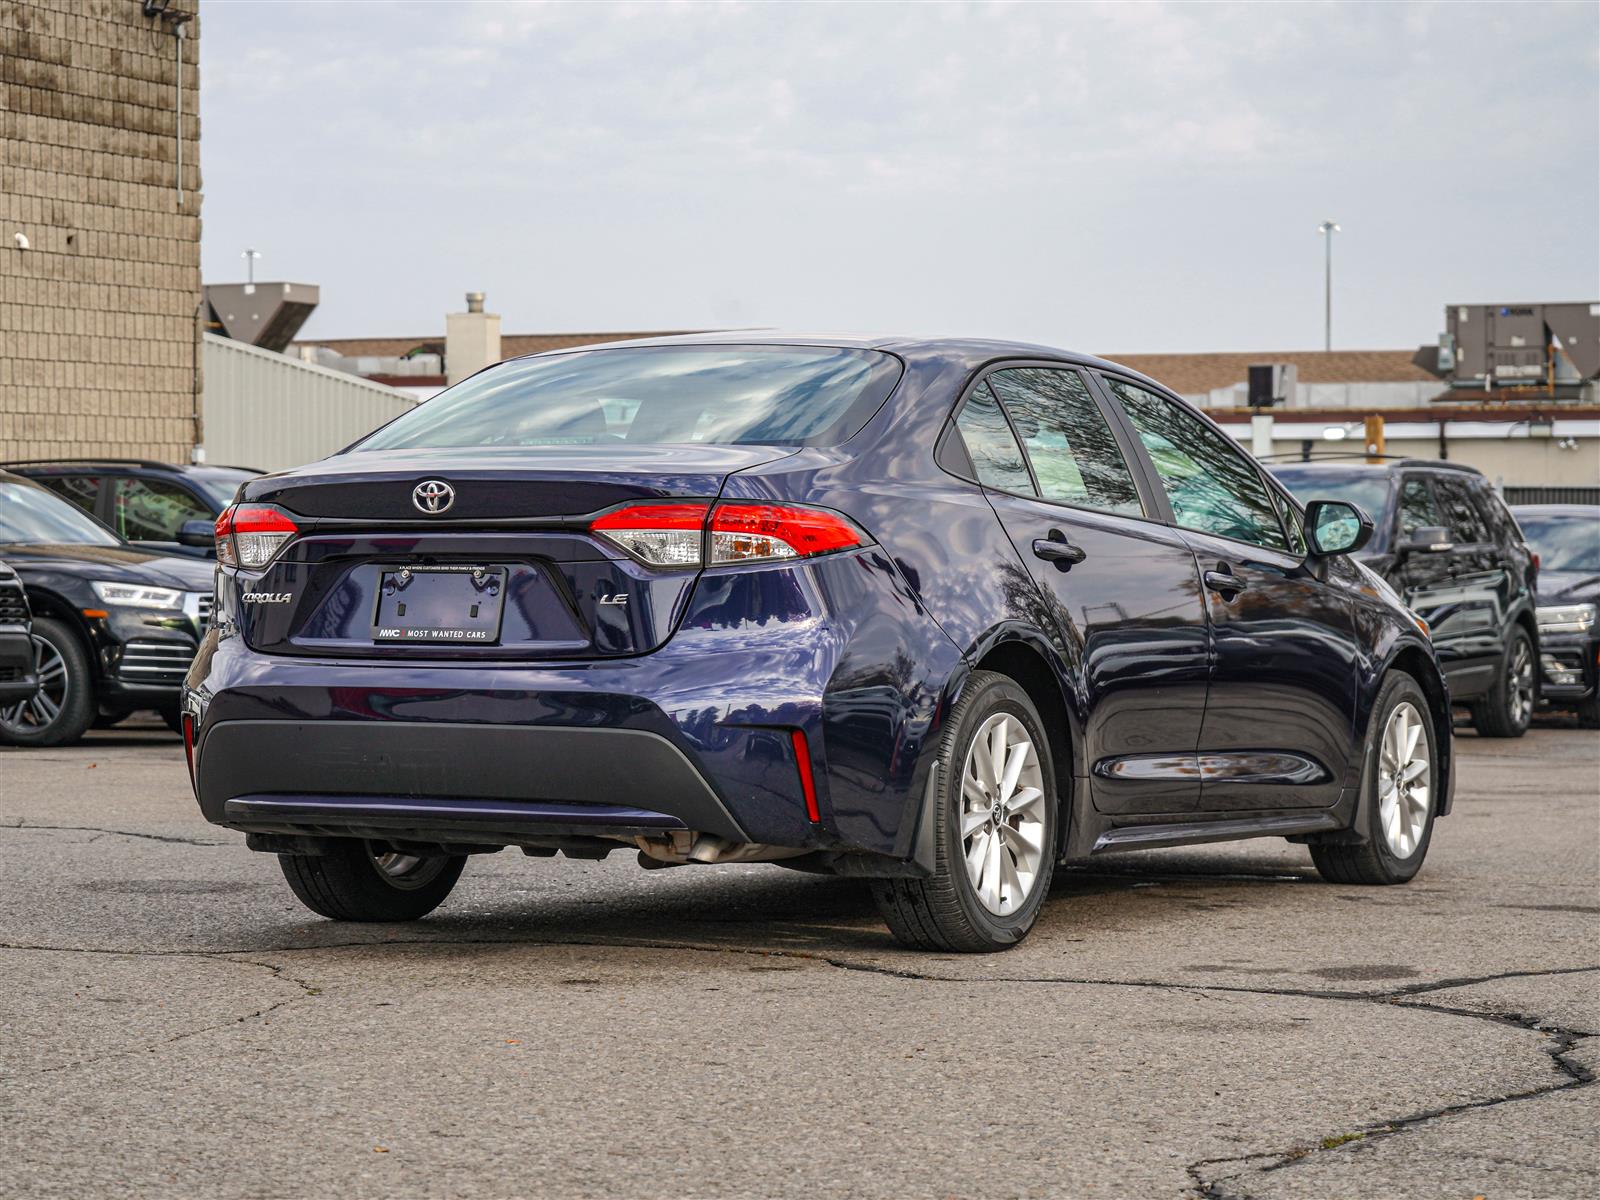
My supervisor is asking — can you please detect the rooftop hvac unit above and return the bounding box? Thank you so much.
[1443,302,1599,393]
[1247,363,1298,408]
[204,282,320,354]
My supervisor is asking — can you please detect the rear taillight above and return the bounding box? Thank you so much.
[215,504,298,569]
[711,503,866,562]
[589,503,710,567]
[590,502,868,568]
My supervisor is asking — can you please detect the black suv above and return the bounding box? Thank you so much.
[1271,459,1538,738]
[0,471,213,746]
[1,459,259,559]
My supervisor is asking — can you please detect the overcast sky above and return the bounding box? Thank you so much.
[200,1,1599,353]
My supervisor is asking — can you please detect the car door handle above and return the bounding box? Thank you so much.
[1032,536,1087,568]
[1203,569,1248,596]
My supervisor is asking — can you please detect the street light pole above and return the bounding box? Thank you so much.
[1317,220,1339,351]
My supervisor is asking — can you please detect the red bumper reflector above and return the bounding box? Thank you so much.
[181,713,197,794]
[792,729,820,823]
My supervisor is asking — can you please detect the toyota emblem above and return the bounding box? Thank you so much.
[412,479,455,514]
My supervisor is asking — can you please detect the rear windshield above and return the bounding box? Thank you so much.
[357,345,904,451]
[1270,468,1393,523]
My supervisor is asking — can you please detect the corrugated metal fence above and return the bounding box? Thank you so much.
[1504,485,1600,506]
[202,333,417,472]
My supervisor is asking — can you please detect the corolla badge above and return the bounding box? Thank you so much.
[413,479,455,514]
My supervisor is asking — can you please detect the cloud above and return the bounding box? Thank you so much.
[200,0,1598,352]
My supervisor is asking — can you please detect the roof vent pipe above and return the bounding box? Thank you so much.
[466,292,485,314]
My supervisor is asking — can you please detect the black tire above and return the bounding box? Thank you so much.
[158,707,184,735]
[1469,626,1534,738]
[278,840,466,922]
[0,617,96,748]
[871,670,1059,953]
[1310,671,1437,886]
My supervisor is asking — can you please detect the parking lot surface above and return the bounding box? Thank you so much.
[1,720,1596,1199]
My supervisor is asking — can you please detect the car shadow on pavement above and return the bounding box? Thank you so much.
[235,846,1325,960]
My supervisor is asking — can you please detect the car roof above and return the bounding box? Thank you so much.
[1270,458,1482,477]
[502,330,1178,395]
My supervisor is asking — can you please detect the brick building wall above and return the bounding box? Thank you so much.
[0,0,200,461]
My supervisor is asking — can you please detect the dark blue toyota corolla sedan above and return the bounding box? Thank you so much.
[184,334,1453,951]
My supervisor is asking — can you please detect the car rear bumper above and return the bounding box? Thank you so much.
[187,550,963,860]
[201,720,749,842]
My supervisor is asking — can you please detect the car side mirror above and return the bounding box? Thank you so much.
[1398,525,1453,555]
[176,519,214,548]
[1304,499,1373,557]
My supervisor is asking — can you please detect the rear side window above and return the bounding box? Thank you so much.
[987,368,1143,516]
[357,345,904,450]
[1473,483,1521,547]
[953,383,1035,494]
[1104,377,1288,551]
[1398,477,1443,535]
[1433,476,1489,543]
[35,474,100,515]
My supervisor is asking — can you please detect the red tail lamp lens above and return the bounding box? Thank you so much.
[216,505,298,569]
[590,501,868,568]
[590,503,711,568]
[711,504,867,562]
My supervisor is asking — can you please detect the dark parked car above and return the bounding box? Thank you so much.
[1271,459,1539,738]
[0,558,39,711]
[0,471,214,747]
[1511,504,1600,727]
[185,335,1453,951]
[1,459,259,559]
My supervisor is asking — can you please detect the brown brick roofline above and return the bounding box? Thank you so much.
[1101,350,1439,393]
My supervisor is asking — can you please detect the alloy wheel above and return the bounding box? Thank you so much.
[1377,701,1431,858]
[959,712,1047,916]
[1509,640,1534,727]
[0,635,66,735]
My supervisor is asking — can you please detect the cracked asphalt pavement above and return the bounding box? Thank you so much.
[1,720,1596,1199]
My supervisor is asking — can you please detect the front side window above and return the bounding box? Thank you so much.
[1271,487,1308,556]
[1398,477,1444,536]
[987,368,1143,516]
[111,478,210,542]
[1104,377,1287,551]
[953,383,1035,494]
[357,345,904,450]
[1433,477,1488,543]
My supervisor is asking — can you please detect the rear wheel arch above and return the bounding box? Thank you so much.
[971,637,1077,857]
